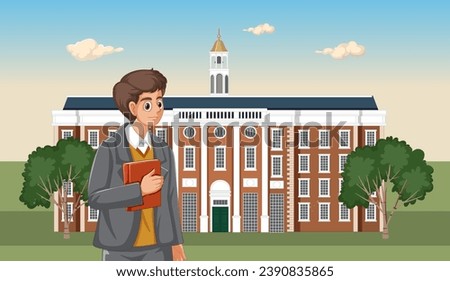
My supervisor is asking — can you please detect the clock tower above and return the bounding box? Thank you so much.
[210,29,229,95]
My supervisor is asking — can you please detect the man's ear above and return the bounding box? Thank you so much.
[128,101,137,117]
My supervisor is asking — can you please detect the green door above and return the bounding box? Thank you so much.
[212,207,229,232]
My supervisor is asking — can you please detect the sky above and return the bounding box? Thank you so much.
[0,0,449,160]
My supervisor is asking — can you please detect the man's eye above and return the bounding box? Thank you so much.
[144,101,152,111]
[157,100,163,108]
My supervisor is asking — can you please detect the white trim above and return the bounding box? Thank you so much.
[338,130,351,149]
[298,154,310,173]
[172,126,179,196]
[214,145,226,171]
[339,178,344,194]
[318,202,331,222]
[298,178,310,198]
[271,155,283,178]
[244,126,257,139]
[365,203,377,222]
[298,202,310,222]
[298,129,310,149]
[183,126,196,139]
[243,178,258,188]
[339,154,348,173]
[61,202,74,222]
[200,125,208,232]
[61,129,73,139]
[244,146,257,171]
[270,180,284,189]
[339,202,351,222]
[365,130,377,146]
[87,129,100,149]
[213,126,227,139]
[318,178,330,198]
[318,154,330,173]
[53,192,59,232]
[353,207,358,232]
[183,146,196,171]
[233,126,241,232]
[270,128,283,151]
[181,178,197,187]
[261,126,269,233]
[80,202,85,232]
[87,206,99,222]
[318,129,330,149]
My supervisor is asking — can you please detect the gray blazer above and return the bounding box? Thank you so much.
[88,124,183,251]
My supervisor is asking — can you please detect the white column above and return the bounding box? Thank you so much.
[260,125,269,232]
[353,207,359,232]
[232,126,241,232]
[200,125,209,232]
[172,126,179,196]
[80,201,85,232]
[53,192,59,232]
[352,125,359,232]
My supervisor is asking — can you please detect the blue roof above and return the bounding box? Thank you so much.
[63,96,378,110]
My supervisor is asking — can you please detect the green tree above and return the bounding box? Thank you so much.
[19,138,95,239]
[339,137,434,239]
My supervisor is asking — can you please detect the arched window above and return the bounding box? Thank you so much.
[217,56,222,64]
[210,75,215,93]
[225,75,229,93]
[216,74,223,93]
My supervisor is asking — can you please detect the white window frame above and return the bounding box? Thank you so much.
[183,146,195,171]
[298,178,310,198]
[88,206,99,222]
[339,154,348,173]
[365,130,377,146]
[61,130,73,139]
[271,155,283,178]
[244,126,257,138]
[318,178,330,198]
[371,191,377,198]
[183,127,196,139]
[339,203,350,222]
[156,128,168,143]
[244,146,256,171]
[339,178,344,194]
[318,202,330,222]
[214,145,226,171]
[108,128,117,138]
[87,129,99,149]
[271,128,283,151]
[319,154,330,173]
[318,129,330,149]
[339,130,351,149]
[214,126,227,139]
[298,203,310,222]
[298,129,310,149]
[298,154,310,173]
[365,203,377,222]
[62,181,73,198]
[61,202,74,222]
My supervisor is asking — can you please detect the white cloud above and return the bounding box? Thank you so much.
[66,38,124,61]
[243,23,275,35]
[315,41,365,60]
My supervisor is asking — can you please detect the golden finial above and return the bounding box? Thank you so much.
[218,28,221,39]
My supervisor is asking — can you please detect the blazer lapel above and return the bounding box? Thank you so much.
[151,133,169,177]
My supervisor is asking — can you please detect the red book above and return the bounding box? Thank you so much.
[123,159,162,211]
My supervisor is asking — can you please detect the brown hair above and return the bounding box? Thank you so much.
[113,69,167,122]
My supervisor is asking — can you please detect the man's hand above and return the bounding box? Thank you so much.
[172,244,186,261]
[140,169,164,195]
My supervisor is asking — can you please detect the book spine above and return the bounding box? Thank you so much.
[123,163,129,184]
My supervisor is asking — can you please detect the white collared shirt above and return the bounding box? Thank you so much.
[125,124,153,154]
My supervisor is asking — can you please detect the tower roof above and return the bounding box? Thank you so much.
[211,29,228,52]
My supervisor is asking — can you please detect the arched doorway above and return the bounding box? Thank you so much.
[210,180,230,232]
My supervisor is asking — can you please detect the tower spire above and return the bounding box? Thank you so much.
[218,28,221,39]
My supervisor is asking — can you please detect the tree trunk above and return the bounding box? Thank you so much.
[382,226,389,239]
[63,221,70,239]
[381,180,389,240]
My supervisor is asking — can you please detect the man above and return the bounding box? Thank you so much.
[88,69,186,261]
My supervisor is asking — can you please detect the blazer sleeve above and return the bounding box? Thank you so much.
[88,144,143,210]
[168,148,184,245]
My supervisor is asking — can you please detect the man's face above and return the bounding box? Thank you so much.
[128,90,164,127]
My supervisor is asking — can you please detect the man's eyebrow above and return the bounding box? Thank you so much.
[139,97,152,102]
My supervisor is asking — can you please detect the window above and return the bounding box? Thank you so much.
[88,130,99,148]
[61,203,73,222]
[243,193,258,232]
[271,155,282,178]
[108,128,117,138]
[244,126,256,138]
[339,203,350,222]
[365,130,376,146]
[298,179,310,197]
[339,178,344,194]
[319,203,330,222]
[371,191,377,197]
[214,146,226,170]
[62,181,73,198]
[319,154,330,173]
[184,146,195,170]
[88,206,99,222]
[245,146,256,170]
[271,128,282,150]
[298,154,310,173]
[365,203,376,221]
[319,179,330,197]
[182,193,197,232]
[299,130,309,148]
[298,203,310,222]
[156,128,167,143]
[214,126,226,138]
[339,130,350,148]
[183,127,196,139]
[319,130,330,148]
[339,154,348,172]
[62,130,73,139]
[269,194,284,233]
[213,200,228,206]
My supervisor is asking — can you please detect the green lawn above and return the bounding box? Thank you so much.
[1,161,449,261]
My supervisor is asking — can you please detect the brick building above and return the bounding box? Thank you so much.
[52,31,386,233]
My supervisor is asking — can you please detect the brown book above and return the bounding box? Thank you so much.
[123,159,162,211]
